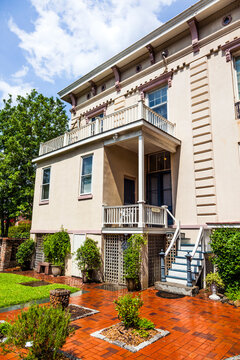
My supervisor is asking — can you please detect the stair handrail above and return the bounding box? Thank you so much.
[165,208,180,258]
[190,226,204,259]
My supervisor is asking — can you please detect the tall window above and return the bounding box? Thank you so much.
[148,85,168,119]
[91,113,104,135]
[80,155,93,194]
[236,56,240,99]
[41,167,51,201]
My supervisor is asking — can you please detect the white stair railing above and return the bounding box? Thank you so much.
[165,210,180,258]
[190,226,204,259]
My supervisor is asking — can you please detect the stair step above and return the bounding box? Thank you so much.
[155,281,199,297]
[172,263,201,272]
[177,250,203,259]
[168,269,196,280]
[175,257,203,266]
[166,276,187,285]
[180,245,201,251]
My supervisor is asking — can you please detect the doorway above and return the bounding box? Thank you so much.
[124,178,135,205]
[72,234,86,277]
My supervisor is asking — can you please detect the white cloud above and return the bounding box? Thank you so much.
[8,0,176,83]
[12,65,29,79]
[0,79,33,105]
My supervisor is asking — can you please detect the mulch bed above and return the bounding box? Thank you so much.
[101,323,158,347]
[67,304,99,321]
[20,281,50,287]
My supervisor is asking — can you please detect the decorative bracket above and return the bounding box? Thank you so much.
[89,80,97,96]
[111,65,121,92]
[187,17,199,53]
[222,38,240,62]
[69,93,77,114]
[138,71,173,98]
[146,44,155,65]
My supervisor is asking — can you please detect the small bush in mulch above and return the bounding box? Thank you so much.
[91,294,169,352]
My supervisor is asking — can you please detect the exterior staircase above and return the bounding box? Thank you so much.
[155,227,205,296]
[166,242,204,286]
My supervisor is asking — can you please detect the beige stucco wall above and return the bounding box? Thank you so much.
[103,145,138,206]
[32,143,104,233]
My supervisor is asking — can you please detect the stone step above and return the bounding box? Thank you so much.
[155,281,199,297]
[168,269,197,280]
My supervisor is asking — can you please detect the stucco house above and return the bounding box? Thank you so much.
[31,0,240,291]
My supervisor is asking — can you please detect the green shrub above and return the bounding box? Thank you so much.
[114,294,143,329]
[43,230,71,268]
[210,228,240,288]
[123,234,146,282]
[1,304,74,360]
[75,238,101,280]
[8,221,31,239]
[114,294,155,337]
[225,285,240,301]
[0,322,11,336]
[205,272,224,290]
[16,239,35,270]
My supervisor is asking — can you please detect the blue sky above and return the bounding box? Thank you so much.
[0,0,197,115]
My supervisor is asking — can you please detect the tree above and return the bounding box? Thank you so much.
[0,90,69,236]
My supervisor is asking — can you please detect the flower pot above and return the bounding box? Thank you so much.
[126,278,139,292]
[209,283,220,300]
[82,269,94,283]
[51,265,62,277]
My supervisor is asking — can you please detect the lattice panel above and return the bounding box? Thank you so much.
[165,233,177,273]
[34,235,45,269]
[104,234,128,285]
[148,235,165,286]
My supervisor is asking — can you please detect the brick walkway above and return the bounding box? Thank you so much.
[0,272,239,360]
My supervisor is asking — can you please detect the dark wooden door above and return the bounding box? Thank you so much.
[124,178,135,205]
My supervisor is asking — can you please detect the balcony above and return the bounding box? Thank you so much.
[39,102,175,156]
[102,204,168,228]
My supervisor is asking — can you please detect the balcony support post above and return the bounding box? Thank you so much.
[162,205,168,228]
[138,134,145,228]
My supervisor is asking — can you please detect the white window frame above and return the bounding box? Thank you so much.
[234,55,240,101]
[80,154,93,195]
[146,84,168,119]
[41,167,51,201]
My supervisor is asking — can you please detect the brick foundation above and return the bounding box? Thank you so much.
[0,238,25,271]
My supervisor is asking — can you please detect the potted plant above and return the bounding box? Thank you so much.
[43,230,71,276]
[206,272,224,300]
[123,234,146,291]
[75,237,101,282]
[16,239,35,270]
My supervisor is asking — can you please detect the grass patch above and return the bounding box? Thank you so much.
[0,273,80,308]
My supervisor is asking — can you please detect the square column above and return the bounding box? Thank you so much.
[138,134,145,227]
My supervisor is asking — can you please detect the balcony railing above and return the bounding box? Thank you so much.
[103,204,168,227]
[39,101,175,155]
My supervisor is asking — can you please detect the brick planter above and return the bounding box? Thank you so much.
[49,289,71,310]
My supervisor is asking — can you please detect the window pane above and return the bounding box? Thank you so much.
[43,168,50,184]
[236,57,240,99]
[82,156,92,175]
[42,184,49,200]
[81,175,92,194]
[148,86,168,119]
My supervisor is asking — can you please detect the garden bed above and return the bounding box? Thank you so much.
[68,304,99,321]
[91,323,169,352]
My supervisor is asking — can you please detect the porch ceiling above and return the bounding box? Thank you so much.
[104,125,180,154]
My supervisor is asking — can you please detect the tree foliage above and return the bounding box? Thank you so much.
[43,230,71,267]
[0,90,68,236]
